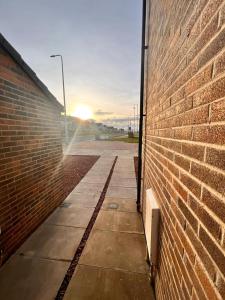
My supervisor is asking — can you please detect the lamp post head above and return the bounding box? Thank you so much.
[50,54,61,58]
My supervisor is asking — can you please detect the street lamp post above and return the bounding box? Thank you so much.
[50,54,68,144]
[133,105,136,133]
[136,103,139,133]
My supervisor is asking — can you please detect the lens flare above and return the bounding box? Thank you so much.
[72,105,93,120]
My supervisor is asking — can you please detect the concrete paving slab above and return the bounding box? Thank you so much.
[64,265,154,300]
[65,193,100,208]
[96,157,114,161]
[113,169,134,175]
[65,141,138,157]
[97,157,115,160]
[117,158,134,162]
[0,255,69,300]
[116,160,134,169]
[93,162,113,166]
[89,169,111,175]
[92,162,112,167]
[115,160,134,164]
[92,161,113,166]
[106,187,137,199]
[81,175,107,184]
[102,153,118,157]
[86,171,110,178]
[111,172,136,179]
[46,206,94,228]
[114,168,134,173]
[114,163,134,168]
[17,224,84,261]
[93,165,112,169]
[101,197,137,212]
[113,168,135,173]
[115,159,134,162]
[64,201,99,209]
[110,178,137,188]
[75,182,105,193]
[94,210,144,234]
[80,229,148,273]
[87,168,110,174]
[96,162,114,165]
[65,192,100,202]
[117,158,135,162]
[119,156,138,159]
[69,188,101,197]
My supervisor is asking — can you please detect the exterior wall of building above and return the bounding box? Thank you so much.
[143,1,225,299]
[0,45,64,265]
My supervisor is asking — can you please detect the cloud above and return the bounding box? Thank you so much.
[94,109,114,116]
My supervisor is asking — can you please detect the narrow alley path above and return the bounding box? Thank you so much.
[63,155,154,299]
[0,142,154,300]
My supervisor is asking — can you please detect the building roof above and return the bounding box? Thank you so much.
[0,33,63,111]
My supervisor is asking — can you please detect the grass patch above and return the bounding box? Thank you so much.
[109,135,139,143]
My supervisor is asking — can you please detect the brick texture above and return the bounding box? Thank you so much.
[0,45,63,265]
[143,1,225,299]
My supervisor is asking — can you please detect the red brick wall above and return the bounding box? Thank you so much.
[0,45,64,265]
[143,1,225,299]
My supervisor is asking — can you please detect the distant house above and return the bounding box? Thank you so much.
[0,33,64,265]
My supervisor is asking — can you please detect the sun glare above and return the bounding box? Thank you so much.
[72,105,93,120]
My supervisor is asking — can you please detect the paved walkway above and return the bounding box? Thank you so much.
[64,140,138,157]
[0,142,154,300]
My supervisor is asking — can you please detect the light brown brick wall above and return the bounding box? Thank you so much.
[143,1,225,299]
[0,45,64,265]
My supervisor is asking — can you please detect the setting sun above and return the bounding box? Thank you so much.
[72,105,93,120]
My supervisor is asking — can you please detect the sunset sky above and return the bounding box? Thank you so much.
[0,0,142,128]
